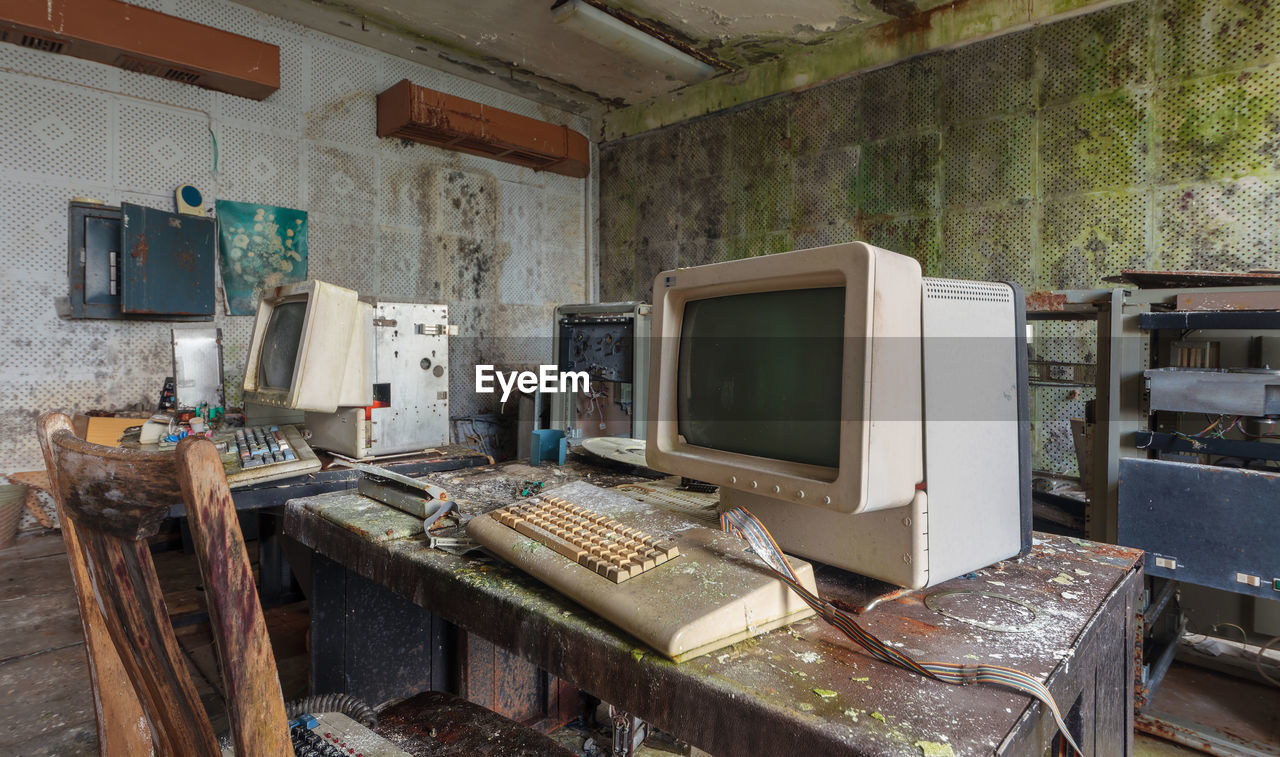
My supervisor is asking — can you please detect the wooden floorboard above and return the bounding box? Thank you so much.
[0,532,309,756]
[0,643,97,755]
[0,591,88,662]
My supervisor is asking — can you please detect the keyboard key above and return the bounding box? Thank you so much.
[490,497,679,583]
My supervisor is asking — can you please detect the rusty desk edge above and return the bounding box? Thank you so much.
[285,498,1141,757]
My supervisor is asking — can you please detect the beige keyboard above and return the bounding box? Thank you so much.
[493,496,680,582]
[468,481,818,662]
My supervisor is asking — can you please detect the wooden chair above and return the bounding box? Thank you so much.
[38,412,575,757]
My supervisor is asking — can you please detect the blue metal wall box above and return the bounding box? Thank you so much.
[121,203,216,317]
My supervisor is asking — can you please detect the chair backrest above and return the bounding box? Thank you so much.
[37,412,291,757]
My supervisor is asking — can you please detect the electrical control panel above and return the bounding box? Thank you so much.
[550,302,651,440]
[558,314,635,382]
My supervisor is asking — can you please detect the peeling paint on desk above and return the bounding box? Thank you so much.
[288,462,1141,756]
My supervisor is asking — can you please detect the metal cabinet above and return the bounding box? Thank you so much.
[65,201,215,320]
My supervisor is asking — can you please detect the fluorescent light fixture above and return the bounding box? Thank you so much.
[553,0,716,82]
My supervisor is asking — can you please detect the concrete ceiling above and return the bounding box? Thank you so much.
[242,0,942,108]
[242,0,1117,138]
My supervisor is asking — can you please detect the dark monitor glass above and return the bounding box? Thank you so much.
[676,287,844,468]
[258,300,307,390]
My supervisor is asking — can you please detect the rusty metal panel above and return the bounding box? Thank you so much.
[120,202,215,317]
[1176,289,1280,311]
[460,633,557,726]
[376,79,590,178]
[0,0,279,99]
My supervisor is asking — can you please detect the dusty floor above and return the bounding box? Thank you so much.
[0,531,309,756]
[0,531,1239,756]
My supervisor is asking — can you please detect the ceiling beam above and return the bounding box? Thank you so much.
[600,0,1129,141]
[236,0,605,124]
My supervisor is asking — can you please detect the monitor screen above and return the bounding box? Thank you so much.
[676,287,844,468]
[258,300,307,390]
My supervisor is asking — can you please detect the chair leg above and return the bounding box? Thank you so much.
[58,508,157,757]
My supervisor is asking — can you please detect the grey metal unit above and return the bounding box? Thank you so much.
[171,326,224,410]
[1118,458,1280,600]
[1032,285,1280,544]
[307,301,451,458]
[1042,285,1280,746]
[549,302,651,440]
[1145,367,1280,416]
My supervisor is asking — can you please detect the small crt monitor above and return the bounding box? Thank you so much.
[242,280,372,413]
[647,242,1029,589]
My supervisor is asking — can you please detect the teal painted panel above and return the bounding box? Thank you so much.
[120,203,215,316]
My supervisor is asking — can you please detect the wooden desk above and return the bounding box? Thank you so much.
[169,444,491,516]
[171,446,490,605]
[286,461,1142,756]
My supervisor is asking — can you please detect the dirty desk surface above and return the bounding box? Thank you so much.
[285,461,1142,756]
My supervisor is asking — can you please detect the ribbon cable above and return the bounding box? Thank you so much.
[720,507,1084,756]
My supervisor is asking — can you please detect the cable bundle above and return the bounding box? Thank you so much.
[720,507,1084,756]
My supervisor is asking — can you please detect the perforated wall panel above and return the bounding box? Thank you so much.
[1039,3,1150,105]
[1041,192,1152,288]
[1155,67,1280,183]
[0,76,113,184]
[791,148,860,251]
[1030,321,1098,477]
[1156,178,1280,270]
[1155,0,1280,80]
[941,30,1035,122]
[599,0,1280,482]
[0,0,589,479]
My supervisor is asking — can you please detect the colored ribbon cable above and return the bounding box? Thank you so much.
[720,507,1084,756]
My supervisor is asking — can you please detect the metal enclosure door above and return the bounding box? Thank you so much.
[549,302,651,440]
[121,203,216,316]
[66,202,123,319]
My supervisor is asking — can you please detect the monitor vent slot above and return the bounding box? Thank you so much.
[117,55,165,76]
[116,55,203,83]
[114,55,199,83]
[163,67,201,84]
[923,278,1012,303]
[20,33,64,53]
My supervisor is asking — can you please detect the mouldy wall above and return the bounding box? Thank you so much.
[600,0,1280,300]
[598,0,1280,477]
[0,0,592,475]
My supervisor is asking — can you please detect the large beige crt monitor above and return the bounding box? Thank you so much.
[646,242,1031,589]
[242,279,451,458]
